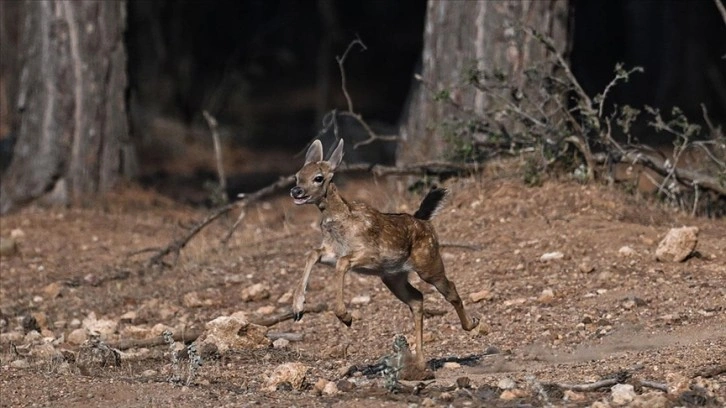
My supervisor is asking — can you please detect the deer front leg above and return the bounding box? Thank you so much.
[292,248,323,321]
[333,256,353,326]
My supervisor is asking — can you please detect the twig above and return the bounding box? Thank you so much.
[336,37,366,114]
[639,380,668,392]
[221,175,296,244]
[333,37,398,149]
[110,303,327,350]
[148,200,239,266]
[203,110,227,195]
[557,378,618,392]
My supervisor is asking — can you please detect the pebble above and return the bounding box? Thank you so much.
[67,328,88,345]
[538,288,555,304]
[611,383,636,406]
[10,359,30,369]
[241,283,270,302]
[497,377,516,390]
[350,295,370,305]
[277,291,292,304]
[272,338,289,349]
[442,362,461,370]
[263,362,308,391]
[618,246,636,257]
[540,251,564,262]
[469,289,493,303]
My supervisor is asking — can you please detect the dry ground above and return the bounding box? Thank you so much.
[1,171,724,407]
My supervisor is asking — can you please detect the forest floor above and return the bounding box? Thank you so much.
[1,169,724,407]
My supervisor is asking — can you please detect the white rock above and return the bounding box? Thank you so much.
[497,377,516,390]
[323,381,339,395]
[277,291,292,304]
[618,246,636,257]
[82,313,117,339]
[263,362,308,391]
[350,295,371,305]
[67,328,88,345]
[197,315,269,353]
[611,383,636,406]
[10,359,30,369]
[655,226,698,262]
[540,251,564,262]
[442,362,461,369]
[241,283,270,302]
[272,338,289,349]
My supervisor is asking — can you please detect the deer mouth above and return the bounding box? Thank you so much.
[293,196,310,205]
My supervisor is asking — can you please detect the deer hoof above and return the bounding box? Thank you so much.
[464,317,479,331]
[337,312,353,327]
[293,311,304,322]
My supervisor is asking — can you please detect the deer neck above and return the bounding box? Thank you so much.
[317,183,348,215]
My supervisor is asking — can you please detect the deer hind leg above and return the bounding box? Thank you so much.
[420,258,479,331]
[381,273,426,369]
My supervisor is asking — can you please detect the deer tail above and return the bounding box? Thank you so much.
[413,188,448,220]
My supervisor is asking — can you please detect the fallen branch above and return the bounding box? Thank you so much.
[110,303,327,350]
[556,377,619,392]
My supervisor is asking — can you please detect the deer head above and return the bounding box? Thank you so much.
[290,139,344,205]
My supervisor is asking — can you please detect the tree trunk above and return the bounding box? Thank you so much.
[398,0,570,164]
[0,0,130,214]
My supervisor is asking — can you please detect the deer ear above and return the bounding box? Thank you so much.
[305,140,324,164]
[327,139,344,170]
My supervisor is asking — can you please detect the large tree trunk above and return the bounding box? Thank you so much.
[0,0,130,214]
[398,0,570,164]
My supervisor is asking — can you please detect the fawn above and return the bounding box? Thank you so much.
[290,139,479,373]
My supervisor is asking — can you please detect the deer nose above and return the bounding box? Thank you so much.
[290,186,304,198]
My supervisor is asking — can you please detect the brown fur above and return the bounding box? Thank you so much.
[290,139,479,372]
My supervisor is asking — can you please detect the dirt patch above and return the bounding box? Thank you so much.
[1,174,724,407]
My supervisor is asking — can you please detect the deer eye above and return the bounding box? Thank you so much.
[313,175,324,183]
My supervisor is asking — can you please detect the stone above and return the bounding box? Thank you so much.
[241,283,270,302]
[618,246,636,257]
[470,289,493,303]
[42,282,63,299]
[611,383,636,406]
[255,305,276,315]
[10,359,30,369]
[538,288,555,304]
[67,328,88,345]
[263,362,308,391]
[277,291,292,304]
[119,325,151,340]
[563,390,586,402]
[272,338,289,349]
[0,331,24,344]
[540,251,565,262]
[655,226,698,262]
[119,311,137,323]
[197,315,270,353]
[313,378,329,395]
[665,372,689,395]
[82,312,117,339]
[579,260,595,273]
[497,377,516,390]
[182,291,204,308]
[322,381,339,395]
[336,379,354,392]
[442,361,461,369]
[350,295,370,305]
[499,390,518,400]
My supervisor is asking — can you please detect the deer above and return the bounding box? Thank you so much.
[289,138,479,377]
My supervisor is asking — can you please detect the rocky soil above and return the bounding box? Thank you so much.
[1,174,724,407]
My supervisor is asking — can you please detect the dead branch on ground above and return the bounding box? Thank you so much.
[110,303,327,350]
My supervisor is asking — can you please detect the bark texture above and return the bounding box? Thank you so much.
[398,0,570,164]
[0,0,129,214]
